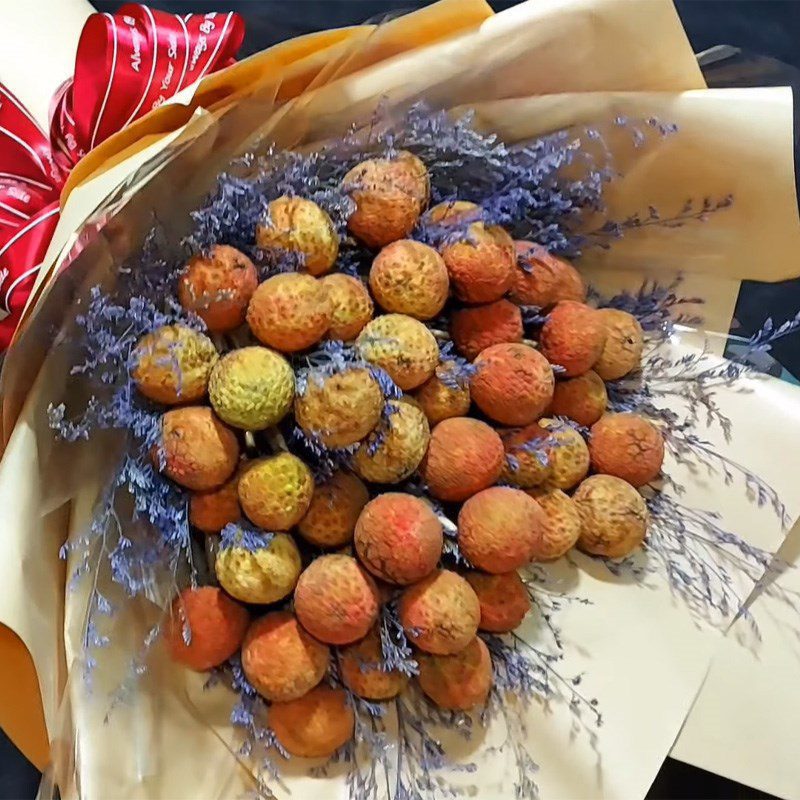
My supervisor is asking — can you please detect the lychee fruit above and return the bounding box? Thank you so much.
[297,470,369,548]
[511,242,586,307]
[132,325,218,405]
[215,531,302,604]
[550,370,608,427]
[450,299,523,361]
[208,346,295,430]
[242,611,329,702]
[238,453,314,530]
[539,301,607,377]
[255,196,338,276]
[164,587,249,671]
[356,313,439,390]
[413,363,471,426]
[457,486,547,573]
[177,244,258,332]
[320,273,374,341]
[399,569,480,655]
[470,343,554,426]
[369,239,449,320]
[343,151,429,248]
[154,407,239,491]
[419,417,504,502]
[295,554,380,645]
[464,571,531,633]
[295,367,384,448]
[594,309,645,381]
[416,637,492,710]
[269,686,355,758]
[589,412,664,487]
[354,493,443,585]
[338,625,408,700]
[190,469,241,534]
[499,423,553,489]
[525,487,581,560]
[573,475,649,558]
[247,273,331,353]
[538,418,590,490]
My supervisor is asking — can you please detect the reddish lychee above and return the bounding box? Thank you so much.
[338,625,408,700]
[413,362,471,427]
[594,309,645,381]
[525,487,581,560]
[416,637,493,710]
[450,299,523,361]
[465,571,531,632]
[538,418,590,490]
[539,301,606,377]
[551,370,608,427]
[589,413,664,487]
[189,469,241,534]
[297,470,369,548]
[511,242,586,307]
[499,423,553,489]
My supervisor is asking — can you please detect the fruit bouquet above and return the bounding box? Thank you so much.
[3,1,800,799]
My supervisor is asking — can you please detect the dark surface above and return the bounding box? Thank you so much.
[3,1,799,798]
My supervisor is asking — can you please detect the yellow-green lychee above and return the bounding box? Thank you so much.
[538,418,590,490]
[238,453,314,530]
[525,487,581,560]
[413,363,471,426]
[499,423,553,488]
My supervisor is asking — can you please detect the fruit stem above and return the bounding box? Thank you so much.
[264,427,289,453]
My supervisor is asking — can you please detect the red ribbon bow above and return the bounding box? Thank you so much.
[0,4,244,351]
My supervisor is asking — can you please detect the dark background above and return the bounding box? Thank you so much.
[2,2,798,798]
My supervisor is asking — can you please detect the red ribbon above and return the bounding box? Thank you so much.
[0,4,244,351]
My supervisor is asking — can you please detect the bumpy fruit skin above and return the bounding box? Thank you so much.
[417,637,492,710]
[526,487,581,560]
[354,493,444,584]
[344,152,429,249]
[551,370,608,427]
[298,470,369,548]
[594,309,645,381]
[450,300,523,361]
[247,273,332,353]
[431,201,515,304]
[353,399,430,484]
[269,686,355,758]
[295,368,384,448]
[215,533,302,604]
[538,418,590,490]
[242,612,329,702]
[511,242,586,307]
[255,196,339,276]
[413,364,471,426]
[238,454,314,530]
[419,417,504,502]
[190,470,241,534]
[465,571,531,632]
[155,407,239,491]
[320,273,374,340]
[295,555,380,645]
[573,475,648,558]
[499,423,553,488]
[369,240,449,320]
[339,626,408,699]
[399,570,480,655]
[539,301,607,377]
[356,314,439,390]
[589,413,664,487]
[209,346,295,430]
[164,587,249,671]
[458,487,547,573]
[177,244,258,332]
[132,325,218,405]
[471,343,554,426]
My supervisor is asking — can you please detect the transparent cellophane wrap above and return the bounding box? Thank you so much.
[2,1,800,798]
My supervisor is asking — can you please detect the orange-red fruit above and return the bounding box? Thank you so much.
[338,626,408,700]
[539,301,607,377]
[242,612,329,702]
[499,424,553,488]
[551,370,608,427]
[297,470,369,548]
[154,407,239,491]
[511,242,586,307]
[399,570,480,655]
[458,487,547,573]
[417,637,493,710]
[470,343,554,426]
[247,273,331,352]
[354,493,444,585]
[526,487,582,560]
[294,555,380,645]
[465,571,531,632]
[450,300,523,361]
[320,274,374,340]
[594,309,645,381]
[269,686,355,758]
[189,470,242,534]
[589,413,664,487]
[431,201,515,303]
[164,587,249,671]
[419,417,505,502]
[178,244,258,332]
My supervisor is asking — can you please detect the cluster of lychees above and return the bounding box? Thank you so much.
[133,150,664,760]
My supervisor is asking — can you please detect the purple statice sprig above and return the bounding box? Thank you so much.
[436,340,478,390]
[220,522,275,552]
[379,601,419,677]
